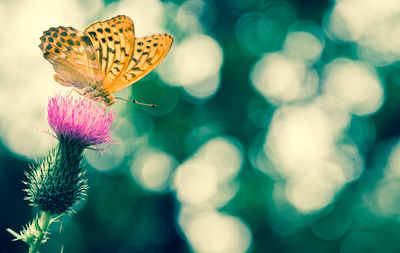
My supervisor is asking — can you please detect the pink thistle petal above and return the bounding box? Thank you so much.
[47,94,116,147]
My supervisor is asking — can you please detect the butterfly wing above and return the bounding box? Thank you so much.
[39,26,102,89]
[84,15,135,86]
[104,33,174,94]
[40,15,173,105]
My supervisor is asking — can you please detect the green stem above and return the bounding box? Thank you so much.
[29,212,52,253]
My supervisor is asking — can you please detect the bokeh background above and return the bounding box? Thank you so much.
[1,0,400,252]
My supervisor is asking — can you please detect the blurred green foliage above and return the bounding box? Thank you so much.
[3,0,400,252]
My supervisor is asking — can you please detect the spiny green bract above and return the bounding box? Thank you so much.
[24,145,88,215]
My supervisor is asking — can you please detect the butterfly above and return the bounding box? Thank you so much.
[39,15,173,106]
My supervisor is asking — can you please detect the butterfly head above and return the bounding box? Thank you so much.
[103,94,116,106]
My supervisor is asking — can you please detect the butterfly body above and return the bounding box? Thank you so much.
[83,86,116,105]
[39,15,173,106]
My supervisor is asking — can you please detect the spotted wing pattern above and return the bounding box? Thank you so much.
[84,15,135,86]
[105,33,174,93]
[39,26,102,89]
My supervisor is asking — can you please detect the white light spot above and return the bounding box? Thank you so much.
[286,175,335,213]
[322,58,383,116]
[265,104,337,174]
[250,53,318,105]
[85,136,126,172]
[174,160,218,206]
[264,103,361,212]
[183,74,220,100]
[130,150,176,192]
[176,0,207,33]
[283,31,323,62]
[182,211,252,253]
[158,34,223,87]
[370,139,400,219]
[197,137,243,181]
[326,0,400,65]
[173,137,243,208]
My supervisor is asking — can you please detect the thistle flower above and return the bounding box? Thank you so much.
[9,94,118,251]
[24,94,116,215]
[47,94,116,148]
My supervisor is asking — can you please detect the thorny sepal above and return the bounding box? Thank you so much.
[6,216,40,245]
[24,140,88,215]
[7,212,60,252]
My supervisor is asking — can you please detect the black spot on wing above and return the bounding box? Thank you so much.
[81,35,93,46]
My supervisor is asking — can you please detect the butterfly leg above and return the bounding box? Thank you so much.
[54,74,84,98]
[67,88,84,98]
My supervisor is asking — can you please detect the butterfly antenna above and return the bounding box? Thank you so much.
[115,97,157,107]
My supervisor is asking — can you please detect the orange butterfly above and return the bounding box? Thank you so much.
[39,15,173,106]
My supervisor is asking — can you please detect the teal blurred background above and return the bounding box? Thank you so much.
[2,0,400,252]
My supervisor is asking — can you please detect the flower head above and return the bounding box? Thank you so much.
[48,94,116,147]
